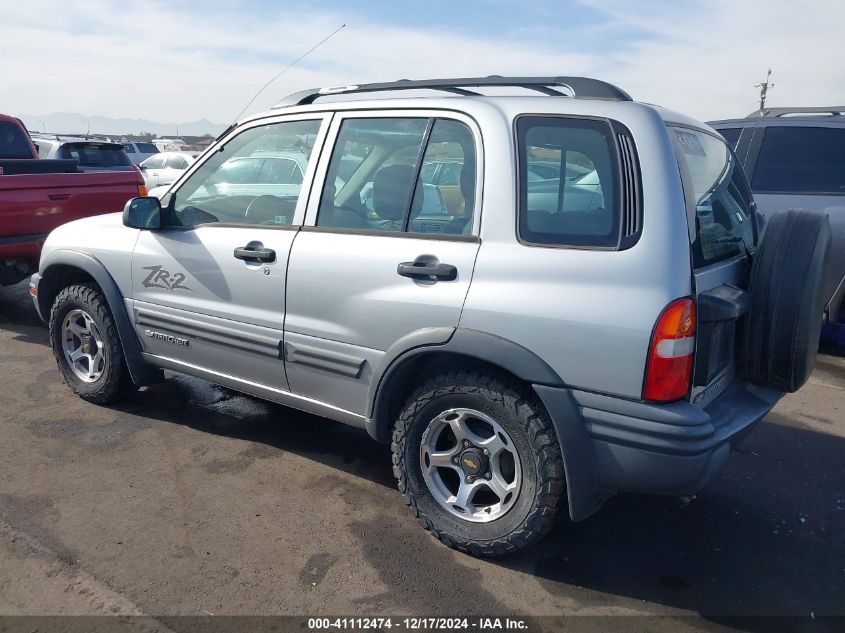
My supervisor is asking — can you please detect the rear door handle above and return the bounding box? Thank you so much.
[234,245,276,263]
[397,261,457,281]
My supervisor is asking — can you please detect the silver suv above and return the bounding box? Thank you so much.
[29,77,832,556]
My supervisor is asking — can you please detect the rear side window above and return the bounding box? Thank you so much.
[517,116,621,248]
[136,142,159,153]
[717,128,741,149]
[123,144,136,153]
[60,143,131,167]
[0,122,33,159]
[671,127,756,268]
[751,126,845,194]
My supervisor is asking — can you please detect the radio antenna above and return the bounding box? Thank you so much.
[230,23,346,126]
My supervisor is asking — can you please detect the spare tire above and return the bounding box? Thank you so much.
[744,209,831,392]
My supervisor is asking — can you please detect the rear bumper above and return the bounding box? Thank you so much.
[533,382,782,521]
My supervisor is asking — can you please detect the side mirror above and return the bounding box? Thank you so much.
[138,164,147,170]
[123,196,161,230]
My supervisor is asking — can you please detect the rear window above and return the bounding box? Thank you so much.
[671,127,756,268]
[60,143,132,167]
[517,116,620,248]
[0,121,34,159]
[751,126,845,194]
[136,143,159,153]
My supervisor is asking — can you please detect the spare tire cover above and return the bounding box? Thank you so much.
[744,209,832,392]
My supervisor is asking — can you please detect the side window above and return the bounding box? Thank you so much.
[671,127,756,268]
[751,127,845,194]
[317,117,476,236]
[318,118,428,232]
[124,144,136,154]
[410,119,476,233]
[717,128,742,149]
[165,155,188,170]
[142,155,165,169]
[0,122,35,159]
[257,158,301,185]
[517,116,619,247]
[168,119,321,228]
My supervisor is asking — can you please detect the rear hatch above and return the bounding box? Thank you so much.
[669,126,759,406]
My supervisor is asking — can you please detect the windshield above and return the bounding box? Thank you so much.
[671,126,757,268]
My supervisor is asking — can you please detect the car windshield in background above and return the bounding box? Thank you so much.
[751,126,845,194]
[59,143,132,168]
[671,127,756,268]
[0,121,33,159]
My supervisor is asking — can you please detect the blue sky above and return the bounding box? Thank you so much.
[2,0,843,131]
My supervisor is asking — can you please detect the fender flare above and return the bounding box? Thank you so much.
[39,249,162,386]
[366,327,565,443]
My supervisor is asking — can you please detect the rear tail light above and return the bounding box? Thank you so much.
[643,297,696,402]
[138,184,148,197]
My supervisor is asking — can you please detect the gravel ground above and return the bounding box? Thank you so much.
[0,280,843,632]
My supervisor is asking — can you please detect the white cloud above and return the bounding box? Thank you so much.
[1,0,842,130]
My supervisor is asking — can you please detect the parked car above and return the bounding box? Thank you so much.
[121,141,160,165]
[139,151,199,189]
[31,77,830,556]
[709,107,845,334]
[0,113,146,286]
[31,134,135,173]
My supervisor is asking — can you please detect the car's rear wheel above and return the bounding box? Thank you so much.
[392,370,565,556]
[49,283,136,404]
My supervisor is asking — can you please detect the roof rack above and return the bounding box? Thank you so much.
[272,75,632,109]
[747,106,845,118]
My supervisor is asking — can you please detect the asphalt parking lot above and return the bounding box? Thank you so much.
[0,279,843,630]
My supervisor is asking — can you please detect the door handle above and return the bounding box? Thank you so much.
[234,245,276,263]
[48,193,70,201]
[397,261,457,281]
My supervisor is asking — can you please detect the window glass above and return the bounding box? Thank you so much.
[671,127,756,268]
[169,119,321,228]
[165,155,189,170]
[717,128,741,149]
[0,122,34,159]
[59,143,132,167]
[123,144,136,153]
[409,119,476,234]
[37,141,52,159]
[256,157,302,185]
[317,118,428,232]
[136,143,159,153]
[751,126,845,194]
[142,155,165,169]
[517,117,618,247]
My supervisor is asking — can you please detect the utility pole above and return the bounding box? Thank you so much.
[755,68,774,111]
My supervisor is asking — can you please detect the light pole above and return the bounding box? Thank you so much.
[35,120,45,133]
[755,68,774,111]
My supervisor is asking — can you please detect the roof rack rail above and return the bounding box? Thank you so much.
[747,106,845,118]
[272,75,632,109]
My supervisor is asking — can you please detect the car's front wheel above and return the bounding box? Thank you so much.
[392,370,565,556]
[49,283,136,404]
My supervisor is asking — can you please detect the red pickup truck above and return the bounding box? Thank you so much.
[1,113,147,286]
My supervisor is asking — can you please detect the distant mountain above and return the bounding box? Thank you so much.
[18,112,226,137]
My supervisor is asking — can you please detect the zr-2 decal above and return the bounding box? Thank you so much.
[142,265,192,291]
[144,330,190,346]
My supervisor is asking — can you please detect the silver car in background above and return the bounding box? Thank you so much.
[139,150,199,189]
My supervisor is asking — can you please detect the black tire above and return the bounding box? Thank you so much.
[744,209,832,392]
[49,282,136,404]
[392,370,565,556]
